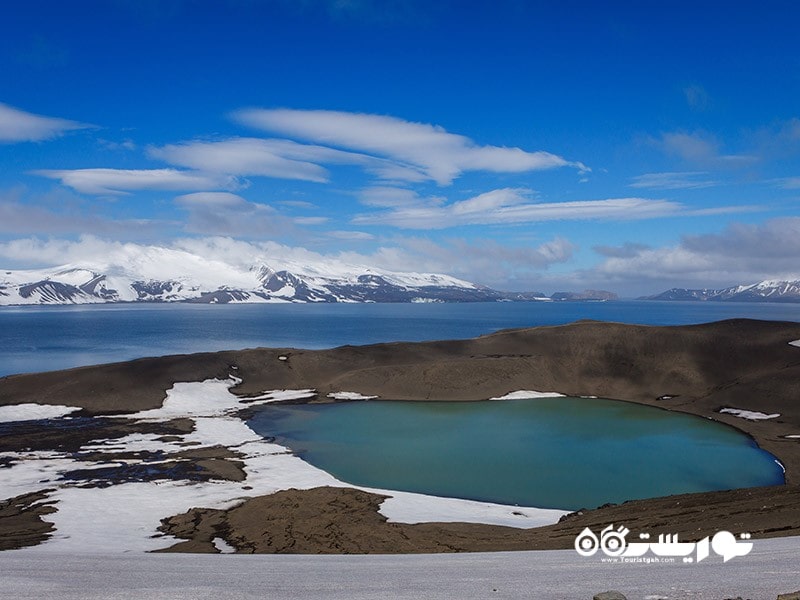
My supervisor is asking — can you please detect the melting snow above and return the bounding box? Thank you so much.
[0,403,81,422]
[212,537,236,554]
[789,340,800,348]
[490,390,565,400]
[719,408,780,421]
[4,378,567,553]
[326,391,379,400]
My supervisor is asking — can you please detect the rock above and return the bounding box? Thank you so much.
[593,592,627,600]
[777,592,800,600]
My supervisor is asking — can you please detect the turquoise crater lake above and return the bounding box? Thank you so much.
[248,397,785,510]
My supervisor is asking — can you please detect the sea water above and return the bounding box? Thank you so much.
[2,300,800,376]
[248,397,785,510]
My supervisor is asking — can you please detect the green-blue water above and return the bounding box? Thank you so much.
[248,397,785,510]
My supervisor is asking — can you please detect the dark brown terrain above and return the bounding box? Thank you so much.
[2,318,800,553]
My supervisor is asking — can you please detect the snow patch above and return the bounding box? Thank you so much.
[6,378,566,554]
[327,391,379,401]
[377,491,566,528]
[490,390,565,400]
[789,339,800,348]
[212,537,236,554]
[0,403,81,422]
[719,408,780,421]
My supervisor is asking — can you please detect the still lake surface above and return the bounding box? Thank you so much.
[2,300,800,377]
[249,397,785,510]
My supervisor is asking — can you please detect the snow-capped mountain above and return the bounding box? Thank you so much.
[0,246,501,305]
[646,279,800,303]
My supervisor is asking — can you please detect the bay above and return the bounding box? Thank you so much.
[1,300,799,376]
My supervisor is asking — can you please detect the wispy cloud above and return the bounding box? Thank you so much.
[748,117,800,159]
[293,216,329,225]
[32,168,236,195]
[683,84,710,111]
[328,230,375,240]
[353,188,682,229]
[278,200,319,209]
[174,192,292,237]
[593,242,651,258]
[357,186,444,207]
[0,103,91,143]
[655,130,757,167]
[0,188,162,239]
[233,108,587,185]
[335,234,576,286]
[150,136,437,185]
[629,172,719,190]
[773,177,800,189]
[150,138,339,183]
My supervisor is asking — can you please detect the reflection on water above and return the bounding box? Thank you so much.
[249,397,784,510]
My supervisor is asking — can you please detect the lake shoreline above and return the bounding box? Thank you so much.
[2,318,800,553]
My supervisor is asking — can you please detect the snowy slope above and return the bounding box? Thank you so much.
[0,245,495,306]
[646,279,800,303]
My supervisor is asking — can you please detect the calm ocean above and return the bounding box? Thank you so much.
[2,300,800,377]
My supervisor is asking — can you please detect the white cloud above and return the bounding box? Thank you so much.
[0,236,191,270]
[629,171,719,190]
[0,233,575,291]
[0,103,91,142]
[334,235,575,285]
[150,138,331,182]
[592,217,800,289]
[32,168,236,195]
[354,188,682,229]
[233,108,586,185]
[150,136,437,186]
[450,188,530,215]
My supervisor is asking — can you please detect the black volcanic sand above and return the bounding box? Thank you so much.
[2,318,800,553]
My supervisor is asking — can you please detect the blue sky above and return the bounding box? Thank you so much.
[2,0,800,296]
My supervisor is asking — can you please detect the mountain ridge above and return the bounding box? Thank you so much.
[0,247,501,305]
[645,279,800,303]
[0,248,622,306]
